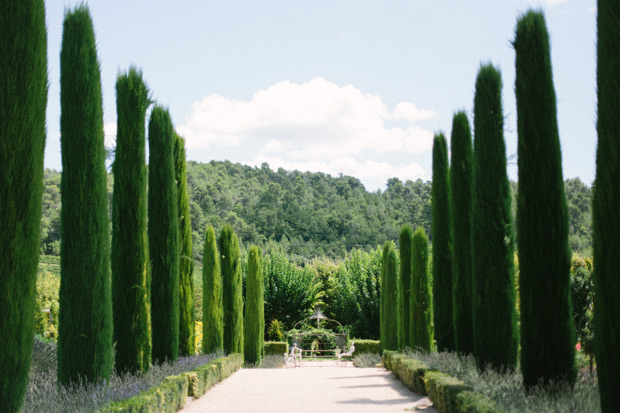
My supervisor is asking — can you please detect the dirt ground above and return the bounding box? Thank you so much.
[180,360,436,412]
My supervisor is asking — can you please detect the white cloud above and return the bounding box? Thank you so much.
[178,77,436,190]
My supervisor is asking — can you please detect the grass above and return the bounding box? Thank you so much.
[403,349,600,412]
[23,335,223,413]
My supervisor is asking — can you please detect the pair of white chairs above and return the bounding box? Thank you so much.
[284,344,302,367]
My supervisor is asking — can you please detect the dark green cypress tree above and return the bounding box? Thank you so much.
[411,227,434,352]
[148,106,180,363]
[57,5,113,385]
[450,111,474,355]
[472,64,519,372]
[174,133,194,356]
[432,133,455,352]
[381,241,399,351]
[514,10,576,388]
[0,0,47,410]
[593,1,620,409]
[244,246,264,364]
[380,244,386,353]
[399,225,413,349]
[219,225,243,354]
[203,225,223,354]
[112,68,151,374]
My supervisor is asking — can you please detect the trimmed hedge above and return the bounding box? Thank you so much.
[102,353,243,412]
[264,341,288,356]
[383,351,500,413]
[351,339,380,355]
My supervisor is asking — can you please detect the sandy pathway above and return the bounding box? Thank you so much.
[180,361,436,412]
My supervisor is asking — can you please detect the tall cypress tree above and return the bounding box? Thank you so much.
[432,133,455,352]
[112,68,151,374]
[148,106,180,363]
[244,246,264,364]
[57,5,113,385]
[0,0,47,410]
[203,225,223,354]
[450,111,474,355]
[174,133,194,356]
[593,0,620,409]
[219,225,243,354]
[472,64,519,372]
[514,10,576,388]
[411,227,434,352]
[399,225,413,349]
[381,241,399,351]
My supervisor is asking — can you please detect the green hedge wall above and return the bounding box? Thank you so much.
[382,351,500,413]
[264,341,288,355]
[101,353,243,412]
[351,339,380,355]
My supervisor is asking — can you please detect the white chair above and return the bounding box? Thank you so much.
[284,344,303,367]
[338,342,355,361]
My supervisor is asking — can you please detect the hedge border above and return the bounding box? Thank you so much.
[383,351,501,413]
[264,341,288,356]
[350,339,380,355]
[101,353,243,412]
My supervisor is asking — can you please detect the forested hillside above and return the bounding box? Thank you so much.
[38,161,592,261]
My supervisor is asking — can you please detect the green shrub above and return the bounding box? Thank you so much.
[244,246,264,364]
[352,353,381,367]
[267,319,284,341]
[264,341,288,355]
[381,241,399,351]
[350,339,380,355]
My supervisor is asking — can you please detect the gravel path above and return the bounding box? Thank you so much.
[180,361,436,412]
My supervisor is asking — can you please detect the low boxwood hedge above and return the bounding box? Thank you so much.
[264,341,288,355]
[350,339,380,355]
[101,353,243,412]
[382,351,500,413]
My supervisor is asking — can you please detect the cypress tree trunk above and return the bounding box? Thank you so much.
[399,225,413,349]
[411,227,434,352]
[57,5,113,385]
[244,246,264,364]
[219,225,243,354]
[450,111,474,356]
[174,133,194,356]
[0,0,47,410]
[203,225,223,354]
[148,106,180,363]
[593,0,620,409]
[381,241,399,351]
[112,68,151,374]
[514,10,576,388]
[432,133,455,352]
[472,64,519,371]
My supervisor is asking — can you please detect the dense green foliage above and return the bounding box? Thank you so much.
[570,255,595,366]
[244,246,265,364]
[399,225,413,349]
[432,133,455,352]
[472,64,519,371]
[381,241,399,351]
[593,0,620,409]
[219,225,244,354]
[450,112,474,355]
[112,68,152,374]
[202,226,223,354]
[175,133,195,356]
[0,0,47,409]
[148,106,180,363]
[411,227,433,352]
[57,5,113,385]
[514,10,576,388]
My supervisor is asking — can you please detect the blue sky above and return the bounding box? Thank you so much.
[45,0,597,191]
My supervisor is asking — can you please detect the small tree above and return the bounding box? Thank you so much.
[58,5,113,385]
[432,133,455,352]
[202,225,223,354]
[514,10,576,388]
[0,0,47,409]
[411,227,434,352]
[450,111,474,355]
[244,246,264,364]
[219,225,243,354]
[148,106,180,363]
[593,0,620,409]
[111,67,151,374]
[175,133,194,356]
[472,63,519,372]
[381,241,399,351]
[399,225,413,349]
